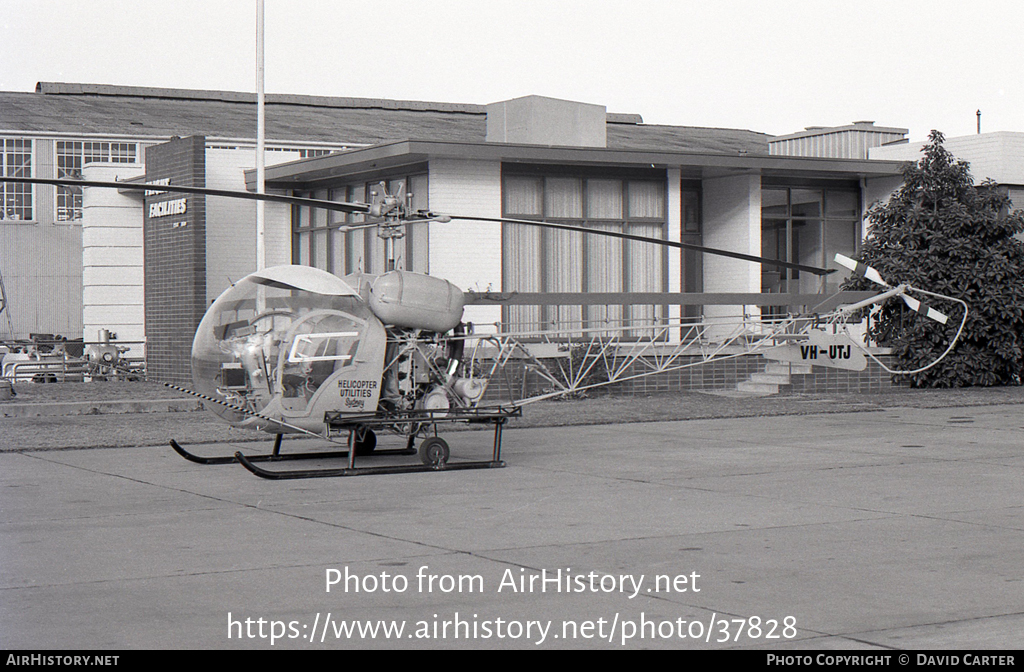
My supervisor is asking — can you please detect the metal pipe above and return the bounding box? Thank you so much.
[255,0,266,271]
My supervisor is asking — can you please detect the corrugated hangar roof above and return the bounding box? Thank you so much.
[0,82,771,154]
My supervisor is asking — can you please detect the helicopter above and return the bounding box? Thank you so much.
[0,175,968,478]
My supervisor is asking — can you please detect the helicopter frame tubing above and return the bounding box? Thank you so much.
[458,290,882,405]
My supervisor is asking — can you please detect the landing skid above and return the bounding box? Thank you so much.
[235,452,506,480]
[169,429,414,466]
[236,406,520,480]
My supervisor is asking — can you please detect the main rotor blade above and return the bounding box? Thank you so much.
[0,176,371,214]
[2,175,831,276]
[447,214,834,276]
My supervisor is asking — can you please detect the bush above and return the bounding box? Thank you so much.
[842,131,1024,387]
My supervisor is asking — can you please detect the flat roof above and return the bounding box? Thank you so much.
[250,138,904,190]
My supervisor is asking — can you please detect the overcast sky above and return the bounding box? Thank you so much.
[1,0,1020,141]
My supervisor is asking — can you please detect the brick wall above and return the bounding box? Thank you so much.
[143,136,206,386]
[784,357,905,394]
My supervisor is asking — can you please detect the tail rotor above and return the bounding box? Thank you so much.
[834,253,949,324]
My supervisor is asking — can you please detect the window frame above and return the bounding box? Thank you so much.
[0,138,33,222]
[55,140,139,223]
[291,170,429,276]
[500,165,671,332]
[760,183,861,296]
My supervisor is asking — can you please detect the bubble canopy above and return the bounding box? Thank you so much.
[191,266,375,427]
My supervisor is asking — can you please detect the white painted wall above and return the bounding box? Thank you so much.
[1010,188,1024,244]
[701,173,760,334]
[427,158,502,330]
[666,170,682,293]
[81,163,146,354]
[205,147,300,303]
[870,132,1024,186]
[863,174,904,213]
[485,96,607,148]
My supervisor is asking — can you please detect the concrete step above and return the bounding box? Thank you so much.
[736,380,780,395]
[734,358,815,396]
[750,372,791,385]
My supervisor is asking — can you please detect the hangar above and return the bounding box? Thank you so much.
[0,82,909,385]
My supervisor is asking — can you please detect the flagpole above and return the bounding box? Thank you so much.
[255,0,266,271]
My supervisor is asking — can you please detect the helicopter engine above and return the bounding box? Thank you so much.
[361,270,482,414]
[381,328,466,415]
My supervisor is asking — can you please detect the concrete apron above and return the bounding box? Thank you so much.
[1,404,1022,650]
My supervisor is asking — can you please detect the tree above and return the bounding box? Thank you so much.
[843,131,1024,387]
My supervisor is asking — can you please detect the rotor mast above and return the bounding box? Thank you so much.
[371,181,408,272]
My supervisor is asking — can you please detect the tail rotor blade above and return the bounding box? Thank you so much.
[834,253,889,287]
[901,295,949,325]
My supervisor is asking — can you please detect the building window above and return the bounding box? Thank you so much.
[292,173,429,276]
[501,171,668,332]
[0,139,32,221]
[299,149,335,159]
[761,186,859,296]
[261,147,339,158]
[56,141,138,221]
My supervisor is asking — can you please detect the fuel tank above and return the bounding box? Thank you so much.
[368,270,465,333]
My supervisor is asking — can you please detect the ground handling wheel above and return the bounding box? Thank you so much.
[419,436,450,466]
[354,427,377,456]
